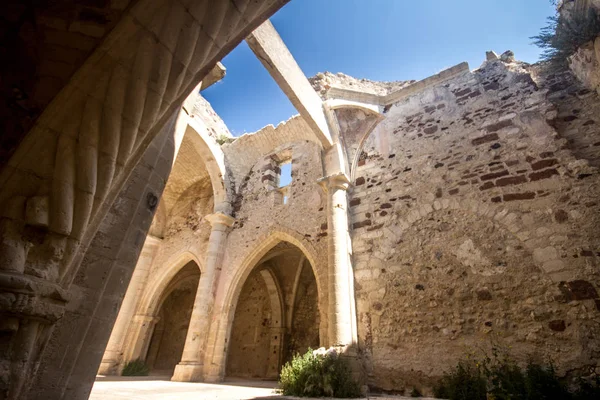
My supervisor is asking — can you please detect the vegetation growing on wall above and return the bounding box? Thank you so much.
[279,348,361,398]
[216,133,233,145]
[532,5,600,69]
[433,347,600,400]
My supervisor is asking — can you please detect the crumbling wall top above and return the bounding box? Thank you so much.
[309,71,415,99]
[190,95,233,141]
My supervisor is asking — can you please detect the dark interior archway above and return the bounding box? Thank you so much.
[145,261,200,375]
[226,242,320,379]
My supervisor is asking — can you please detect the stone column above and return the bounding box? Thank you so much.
[172,212,234,382]
[98,234,161,375]
[125,315,160,362]
[318,172,356,348]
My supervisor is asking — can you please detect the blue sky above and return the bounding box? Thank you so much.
[202,0,556,136]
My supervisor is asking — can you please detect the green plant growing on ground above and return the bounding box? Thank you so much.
[433,345,600,400]
[278,348,361,398]
[433,359,487,400]
[121,359,150,376]
[531,7,600,70]
[410,387,422,397]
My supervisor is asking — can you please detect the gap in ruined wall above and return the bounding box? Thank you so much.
[202,41,297,136]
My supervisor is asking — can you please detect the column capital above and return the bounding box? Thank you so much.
[317,172,351,192]
[204,212,235,229]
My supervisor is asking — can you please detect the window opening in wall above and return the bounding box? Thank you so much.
[262,149,293,205]
[279,162,292,188]
[278,160,291,204]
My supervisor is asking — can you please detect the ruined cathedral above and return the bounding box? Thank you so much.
[1,0,600,399]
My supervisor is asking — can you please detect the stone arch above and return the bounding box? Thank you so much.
[120,252,203,366]
[184,120,232,213]
[205,227,326,381]
[225,265,287,379]
[137,251,204,317]
[225,227,325,321]
[149,201,168,238]
[143,261,200,374]
[326,101,385,180]
[387,197,572,281]
[153,263,201,317]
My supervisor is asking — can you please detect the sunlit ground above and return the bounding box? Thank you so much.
[90,375,439,399]
[90,376,280,400]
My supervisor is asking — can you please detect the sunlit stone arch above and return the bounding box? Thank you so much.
[138,250,204,317]
[204,226,327,381]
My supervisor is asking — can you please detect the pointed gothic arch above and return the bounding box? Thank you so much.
[205,228,326,381]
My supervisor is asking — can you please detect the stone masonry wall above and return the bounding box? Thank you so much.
[222,138,328,266]
[148,274,198,372]
[226,251,320,376]
[347,59,600,393]
[222,116,319,191]
[533,66,600,167]
[148,179,213,282]
[212,138,330,367]
[226,269,272,378]
[287,259,320,363]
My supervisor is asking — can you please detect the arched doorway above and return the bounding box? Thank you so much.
[144,261,200,375]
[226,242,320,379]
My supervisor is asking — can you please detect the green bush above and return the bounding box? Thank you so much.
[121,359,149,376]
[278,348,361,398]
[433,360,487,400]
[433,347,600,400]
[572,376,600,400]
[531,6,600,70]
[215,133,232,145]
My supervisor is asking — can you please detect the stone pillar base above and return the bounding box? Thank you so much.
[338,346,364,387]
[97,360,118,376]
[172,363,204,382]
[204,372,223,383]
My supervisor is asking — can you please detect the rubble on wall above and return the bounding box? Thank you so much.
[309,71,415,98]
